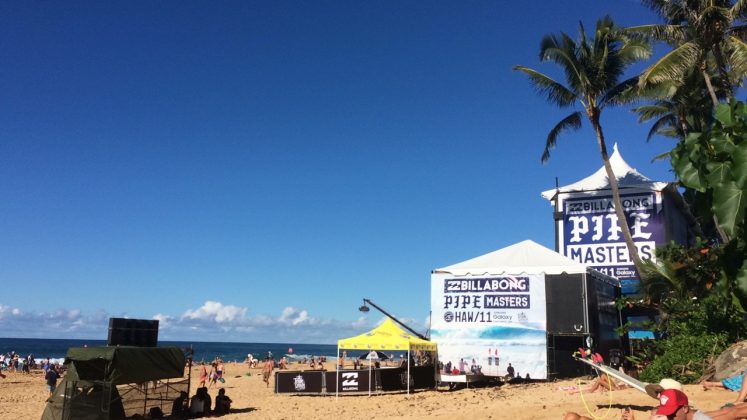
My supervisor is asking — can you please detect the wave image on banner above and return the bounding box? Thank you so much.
[430,273,547,379]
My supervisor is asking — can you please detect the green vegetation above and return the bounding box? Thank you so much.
[517,0,747,382]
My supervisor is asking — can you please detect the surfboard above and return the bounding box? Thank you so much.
[575,356,648,393]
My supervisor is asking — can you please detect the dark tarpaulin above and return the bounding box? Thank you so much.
[64,346,184,385]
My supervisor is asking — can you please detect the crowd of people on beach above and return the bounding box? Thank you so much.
[0,351,48,375]
[1,351,62,395]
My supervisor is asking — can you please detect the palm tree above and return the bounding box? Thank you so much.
[632,68,716,141]
[630,0,747,104]
[513,16,652,273]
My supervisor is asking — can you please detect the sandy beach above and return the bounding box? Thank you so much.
[0,361,739,420]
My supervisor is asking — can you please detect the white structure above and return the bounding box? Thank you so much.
[431,240,620,379]
[541,144,690,294]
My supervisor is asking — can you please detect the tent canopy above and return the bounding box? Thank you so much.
[64,346,185,385]
[540,144,670,200]
[338,318,437,352]
[434,239,588,276]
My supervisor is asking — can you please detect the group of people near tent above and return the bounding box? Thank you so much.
[171,387,232,418]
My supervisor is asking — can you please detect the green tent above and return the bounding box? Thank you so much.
[41,347,185,420]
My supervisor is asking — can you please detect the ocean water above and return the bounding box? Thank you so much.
[0,337,338,364]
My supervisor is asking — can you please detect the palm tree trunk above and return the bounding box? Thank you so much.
[712,43,733,100]
[701,65,720,107]
[589,111,645,276]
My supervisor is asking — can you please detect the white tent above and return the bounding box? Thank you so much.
[434,239,590,276]
[431,239,621,379]
[540,143,669,200]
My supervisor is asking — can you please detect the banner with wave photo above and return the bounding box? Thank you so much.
[430,273,547,379]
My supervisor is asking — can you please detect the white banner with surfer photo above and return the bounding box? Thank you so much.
[430,273,548,379]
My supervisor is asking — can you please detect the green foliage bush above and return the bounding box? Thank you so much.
[639,332,728,384]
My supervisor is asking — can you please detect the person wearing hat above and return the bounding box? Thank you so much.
[645,378,684,399]
[565,386,747,420]
[646,387,747,420]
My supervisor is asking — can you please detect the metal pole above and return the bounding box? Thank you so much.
[407,349,410,395]
[362,299,428,340]
[336,345,339,400]
[368,352,372,397]
[186,345,192,407]
[433,350,437,390]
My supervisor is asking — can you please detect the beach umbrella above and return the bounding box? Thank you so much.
[359,351,388,360]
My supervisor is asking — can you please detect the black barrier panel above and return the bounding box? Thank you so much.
[411,366,436,388]
[379,368,404,391]
[275,371,324,394]
[325,370,370,393]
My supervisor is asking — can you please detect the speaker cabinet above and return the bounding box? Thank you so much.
[545,273,587,334]
[107,318,159,347]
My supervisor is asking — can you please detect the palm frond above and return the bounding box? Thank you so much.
[512,66,577,107]
[617,37,653,65]
[602,76,642,106]
[728,35,747,78]
[646,114,680,141]
[636,80,680,99]
[625,24,689,45]
[730,24,747,39]
[632,103,672,123]
[542,112,582,162]
[639,41,702,87]
[733,0,747,19]
[539,33,584,90]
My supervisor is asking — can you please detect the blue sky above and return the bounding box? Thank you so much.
[0,0,677,343]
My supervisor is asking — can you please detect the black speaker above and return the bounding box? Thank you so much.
[545,273,587,334]
[107,318,159,347]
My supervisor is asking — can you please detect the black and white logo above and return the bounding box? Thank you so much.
[293,374,306,391]
[444,311,454,323]
[341,372,359,390]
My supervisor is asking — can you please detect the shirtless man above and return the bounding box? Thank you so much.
[262,358,274,388]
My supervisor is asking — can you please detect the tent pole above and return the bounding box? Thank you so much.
[336,345,339,401]
[433,350,437,390]
[186,345,193,408]
[407,349,410,395]
[368,352,372,397]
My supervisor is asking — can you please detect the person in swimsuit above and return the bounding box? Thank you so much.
[262,358,274,388]
[198,362,208,388]
[216,360,225,383]
[208,362,218,388]
[702,371,747,403]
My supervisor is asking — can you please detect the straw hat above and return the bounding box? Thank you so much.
[645,378,684,399]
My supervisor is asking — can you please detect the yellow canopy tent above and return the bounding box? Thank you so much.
[336,318,437,396]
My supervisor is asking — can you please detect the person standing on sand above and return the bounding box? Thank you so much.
[262,358,274,388]
[208,362,218,388]
[198,362,208,388]
[216,360,225,384]
[45,364,59,397]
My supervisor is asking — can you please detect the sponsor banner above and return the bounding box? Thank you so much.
[275,371,324,394]
[430,273,548,379]
[325,370,370,393]
[561,192,665,294]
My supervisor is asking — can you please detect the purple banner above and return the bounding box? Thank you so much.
[562,192,664,294]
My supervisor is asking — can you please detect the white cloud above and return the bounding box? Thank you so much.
[181,300,247,323]
[277,306,311,326]
[0,300,429,344]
